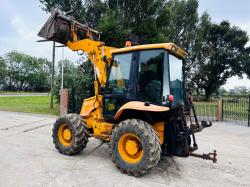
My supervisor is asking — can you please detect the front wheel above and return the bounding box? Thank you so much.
[52,114,89,155]
[110,119,161,177]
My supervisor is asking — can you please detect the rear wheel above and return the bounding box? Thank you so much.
[52,114,89,155]
[110,119,161,176]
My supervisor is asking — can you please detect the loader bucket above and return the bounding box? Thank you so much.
[38,9,100,45]
[38,10,70,44]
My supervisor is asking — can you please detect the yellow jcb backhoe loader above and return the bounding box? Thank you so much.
[38,9,217,177]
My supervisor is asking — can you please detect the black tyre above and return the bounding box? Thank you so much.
[52,114,89,155]
[110,119,161,177]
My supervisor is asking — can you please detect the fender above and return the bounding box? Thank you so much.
[80,96,102,117]
[114,101,169,120]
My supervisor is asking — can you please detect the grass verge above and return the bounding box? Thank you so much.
[0,91,37,94]
[0,96,59,116]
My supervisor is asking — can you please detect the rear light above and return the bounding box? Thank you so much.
[168,95,174,102]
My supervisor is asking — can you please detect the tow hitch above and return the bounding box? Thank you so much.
[186,93,217,163]
[188,122,217,163]
[190,150,217,163]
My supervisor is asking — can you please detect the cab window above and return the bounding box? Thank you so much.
[136,50,164,104]
[106,53,132,95]
[169,54,183,105]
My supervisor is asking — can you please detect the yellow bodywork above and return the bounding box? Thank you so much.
[153,122,165,144]
[64,31,186,144]
[58,124,73,147]
[114,101,169,120]
[118,133,143,164]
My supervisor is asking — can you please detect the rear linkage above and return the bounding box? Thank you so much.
[163,92,217,163]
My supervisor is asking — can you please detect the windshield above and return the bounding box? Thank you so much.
[106,53,132,95]
[169,54,183,105]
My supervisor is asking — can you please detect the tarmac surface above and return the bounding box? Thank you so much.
[0,111,250,187]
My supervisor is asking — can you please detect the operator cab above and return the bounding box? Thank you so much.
[103,43,186,118]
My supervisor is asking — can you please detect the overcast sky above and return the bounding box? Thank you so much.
[0,0,249,90]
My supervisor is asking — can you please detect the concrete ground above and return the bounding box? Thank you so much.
[0,111,250,187]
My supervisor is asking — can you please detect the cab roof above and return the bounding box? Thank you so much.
[111,43,187,59]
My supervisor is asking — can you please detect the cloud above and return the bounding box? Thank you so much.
[223,75,250,90]
[0,1,80,64]
[10,16,37,42]
[199,0,250,36]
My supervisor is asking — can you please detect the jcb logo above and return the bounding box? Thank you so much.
[108,103,115,111]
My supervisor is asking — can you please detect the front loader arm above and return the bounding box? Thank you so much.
[67,39,115,87]
[38,9,116,94]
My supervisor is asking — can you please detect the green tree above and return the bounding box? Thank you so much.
[160,0,199,52]
[27,58,51,91]
[0,56,6,86]
[105,0,164,44]
[187,12,212,97]
[39,0,202,47]
[39,0,105,27]
[98,10,130,47]
[54,59,94,113]
[218,87,228,95]
[3,51,50,91]
[39,0,166,46]
[244,59,250,78]
[192,21,250,100]
[158,0,205,96]
[230,86,248,95]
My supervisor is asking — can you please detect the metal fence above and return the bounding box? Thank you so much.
[193,95,250,126]
[193,102,218,122]
[222,95,250,126]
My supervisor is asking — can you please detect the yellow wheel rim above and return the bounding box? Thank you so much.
[118,133,143,164]
[58,124,73,147]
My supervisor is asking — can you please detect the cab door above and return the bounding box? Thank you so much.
[103,52,136,119]
[136,49,165,105]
